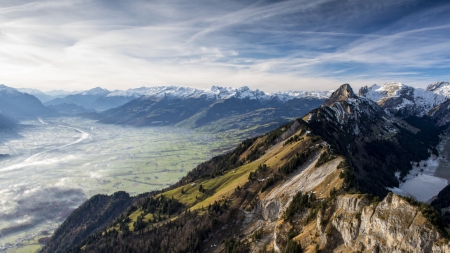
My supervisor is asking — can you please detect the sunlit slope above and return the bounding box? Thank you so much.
[160,125,333,211]
[92,119,348,249]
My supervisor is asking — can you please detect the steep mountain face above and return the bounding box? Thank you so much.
[359,82,450,118]
[428,99,450,128]
[43,84,450,253]
[0,84,55,119]
[41,192,132,253]
[312,193,448,252]
[308,84,441,197]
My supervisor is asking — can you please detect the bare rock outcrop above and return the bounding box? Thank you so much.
[326,193,450,253]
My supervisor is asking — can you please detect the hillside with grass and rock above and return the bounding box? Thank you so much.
[41,84,450,253]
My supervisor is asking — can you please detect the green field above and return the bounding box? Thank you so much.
[0,117,245,252]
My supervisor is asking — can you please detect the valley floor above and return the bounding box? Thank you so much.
[0,117,243,253]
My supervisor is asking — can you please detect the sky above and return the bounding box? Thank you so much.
[1,0,450,92]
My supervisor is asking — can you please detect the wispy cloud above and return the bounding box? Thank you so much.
[0,0,91,14]
[0,0,449,92]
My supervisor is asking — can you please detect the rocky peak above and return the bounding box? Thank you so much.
[358,84,379,97]
[312,83,381,126]
[359,82,450,117]
[427,81,450,92]
[322,83,357,107]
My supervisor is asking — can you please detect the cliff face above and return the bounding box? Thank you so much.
[321,193,450,253]
[239,164,450,253]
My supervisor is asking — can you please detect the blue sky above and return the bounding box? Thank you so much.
[0,0,450,92]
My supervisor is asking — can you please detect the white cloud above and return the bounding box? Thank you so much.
[0,0,449,92]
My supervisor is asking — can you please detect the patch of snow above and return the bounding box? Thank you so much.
[389,155,446,202]
[46,90,78,96]
[353,125,360,135]
[363,84,384,101]
[400,174,447,202]
[404,156,439,180]
[0,84,21,95]
[78,87,110,96]
[393,98,414,110]
[17,88,46,95]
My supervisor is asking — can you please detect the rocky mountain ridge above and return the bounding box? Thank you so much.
[43,85,333,112]
[359,81,450,118]
[40,83,450,253]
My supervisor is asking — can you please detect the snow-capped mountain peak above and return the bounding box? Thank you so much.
[0,84,22,95]
[107,85,332,102]
[359,82,450,117]
[360,82,414,101]
[308,84,385,133]
[79,87,111,96]
[17,88,46,95]
[426,81,450,92]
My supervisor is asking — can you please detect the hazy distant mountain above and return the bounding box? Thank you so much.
[45,87,110,110]
[44,87,134,111]
[92,86,332,135]
[17,88,79,103]
[17,88,56,103]
[0,84,55,119]
[45,90,79,97]
[47,103,95,116]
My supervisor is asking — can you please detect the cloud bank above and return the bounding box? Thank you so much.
[0,0,450,92]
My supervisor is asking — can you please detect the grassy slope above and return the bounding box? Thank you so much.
[121,126,316,228]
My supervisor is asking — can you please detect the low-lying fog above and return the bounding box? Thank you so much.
[0,117,235,250]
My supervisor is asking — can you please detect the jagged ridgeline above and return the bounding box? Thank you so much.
[42,84,450,253]
[306,84,441,197]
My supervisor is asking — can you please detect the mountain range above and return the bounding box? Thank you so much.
[84,86,330,136]
[16,88,76,103]
[39,83,450,253]
[0,84,329,131]
[0,84,55,120]
[43,85,331,112]
[359,81,450,121]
